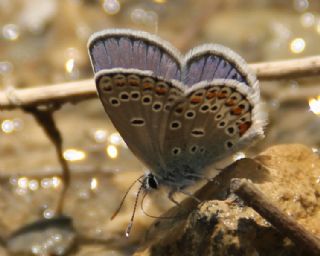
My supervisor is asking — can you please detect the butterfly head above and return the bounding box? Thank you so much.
[143,172,159,190]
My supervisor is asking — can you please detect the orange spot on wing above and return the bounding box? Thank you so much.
[128,80,139,87]
[155,87,168,95]
[218,92,227,99]
[225,100,235,106]
[238,121,252,136]
[143,82,153,90]
[231,107,242,115]
[114,79,125,87]
[206,92,217,99]
[190,96,203,103]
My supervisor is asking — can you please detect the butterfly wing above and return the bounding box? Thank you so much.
[88,29,182,80]
[88,29,185,170]
[159,79,265,188]
[182,44,257,88]
[95,70,186,170]
[182,44,266,147]
[159,45,266,188]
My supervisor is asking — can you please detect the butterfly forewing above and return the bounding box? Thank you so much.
[183,45,257,88]
[88,29,182,80]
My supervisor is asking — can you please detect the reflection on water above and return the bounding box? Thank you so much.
[1,169,170,254]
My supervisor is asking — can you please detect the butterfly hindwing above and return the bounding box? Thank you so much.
[159,79,263,188]
[96,69,184,170]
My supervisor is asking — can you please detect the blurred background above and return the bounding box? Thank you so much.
[1,0,320,255]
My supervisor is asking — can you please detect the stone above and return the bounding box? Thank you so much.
[134,144,320,256]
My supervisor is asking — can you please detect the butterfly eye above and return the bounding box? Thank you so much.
[113,74,126,87]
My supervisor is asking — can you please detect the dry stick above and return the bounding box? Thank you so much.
[0,79,96,110]
[1,55,320,110]
[23,105,70,215]
[250,55,320,80]
[230,178,320,256]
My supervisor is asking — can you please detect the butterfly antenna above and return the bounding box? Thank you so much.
[110,174,145,220]
[140,191,177,220]
[125,181,145,237]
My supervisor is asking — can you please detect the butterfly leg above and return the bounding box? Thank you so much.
[187,173,217,182]
[168,190,181,207]
[178,189,201,203]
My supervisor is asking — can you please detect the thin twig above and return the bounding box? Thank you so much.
[1,56,320,110]
[0,79,96,110]
[23,105,70,215]
[250,55,320,80]
[230,178,320,256]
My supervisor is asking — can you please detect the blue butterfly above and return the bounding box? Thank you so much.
[88,29,266,236]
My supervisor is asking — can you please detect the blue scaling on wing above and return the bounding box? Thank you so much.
[88,29,182,81]
[182,44,257,88]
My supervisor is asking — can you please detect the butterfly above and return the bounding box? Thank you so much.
[88,29,266,236]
